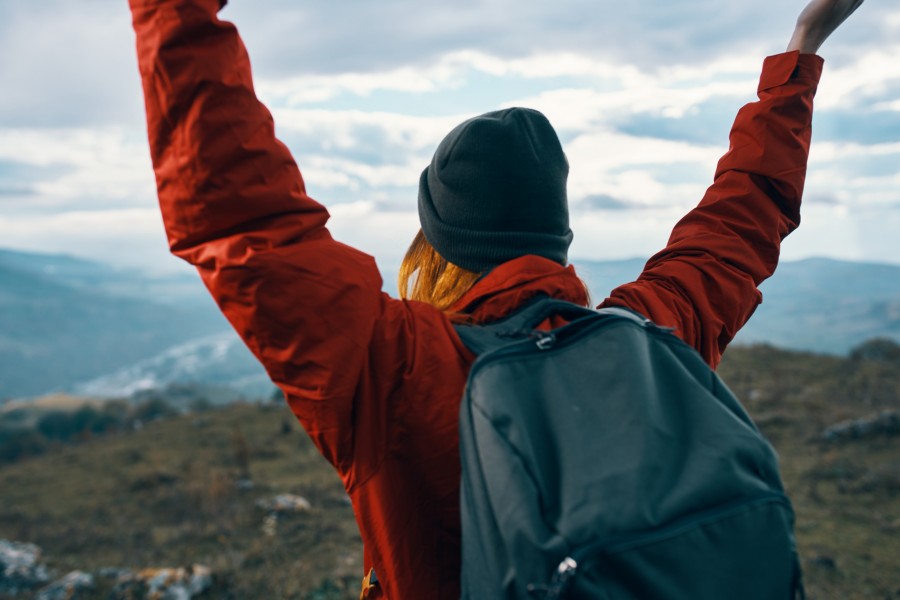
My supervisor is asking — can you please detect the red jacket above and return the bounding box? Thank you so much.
[130,1,823,597]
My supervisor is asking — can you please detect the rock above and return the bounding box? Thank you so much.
[255,493,311,513]
[112,564,212,600]
[747,388,769,403]
[97,567,133,580]
[838,470,900,495]
[0,539,51,595]
[235,477,255,491]
[808,555,838,571]
[822,410,900,442]
[35,571,94,600]
[261,513,279,537]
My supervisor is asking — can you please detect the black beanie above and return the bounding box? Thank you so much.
[417,107,573,273]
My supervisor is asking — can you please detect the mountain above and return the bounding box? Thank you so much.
[0,249,211,307]
[574,257,900,354]
[72,333,273,400]
[3,247,899,400]
[0,249,231,399]
[736,258,900,352]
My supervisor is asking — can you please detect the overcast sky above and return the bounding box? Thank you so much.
[1,0,898,277]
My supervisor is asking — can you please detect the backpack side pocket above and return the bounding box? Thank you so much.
[545,494,802,600]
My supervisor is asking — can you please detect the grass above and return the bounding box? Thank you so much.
[0,343,898,599]
[718,344,900,600]
[0,403,363,599]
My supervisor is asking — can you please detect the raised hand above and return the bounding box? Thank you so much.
[787,0,865,54]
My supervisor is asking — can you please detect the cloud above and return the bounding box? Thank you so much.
[0,160,68,201]
[577,194,635,211]
[2,0,896,130]
[808,140,900,205]
[0,186,36,197]
[778,202,900,266]
[568,208,684,264]
[815,44,900,111]
[0,128,155,213]
[1,0,898,273]
[224,0,891,76]
[0,208,176,273]
[0,1,145,128]
[273,109,461,156]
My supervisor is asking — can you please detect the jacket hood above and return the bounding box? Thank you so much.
[450,254,589,323]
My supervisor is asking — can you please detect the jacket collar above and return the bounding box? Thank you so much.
[450,255,589,323]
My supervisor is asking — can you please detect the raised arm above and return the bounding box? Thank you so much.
[600,0,863,368]
[129,0,442,479]
[131,0,328,264]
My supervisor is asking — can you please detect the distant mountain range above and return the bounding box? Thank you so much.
[1,247,898,400]
[574,257,900,353]
[0,249,230,399]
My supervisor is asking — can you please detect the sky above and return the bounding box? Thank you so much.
[1,0,898,276]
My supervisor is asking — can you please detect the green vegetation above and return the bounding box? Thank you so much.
[0,341,898,599]
[717,342,900,600]
[0,398,184,464]
[0,401,361,599]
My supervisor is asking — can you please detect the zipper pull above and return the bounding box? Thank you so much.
[534,331,556,350]
[543,557,578,599]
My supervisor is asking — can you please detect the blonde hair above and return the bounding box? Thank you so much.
[398,230,482,313]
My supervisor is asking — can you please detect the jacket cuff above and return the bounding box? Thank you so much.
[758,51,825,93]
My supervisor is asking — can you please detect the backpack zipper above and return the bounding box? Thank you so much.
[540,492,794,599]
[468,312,674,380]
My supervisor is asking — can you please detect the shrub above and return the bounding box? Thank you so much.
[132,397,178,422]
[0,427,47,463]
[850,338,900,362]
[36,410,79,441]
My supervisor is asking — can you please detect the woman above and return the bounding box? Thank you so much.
[129,0,863,597]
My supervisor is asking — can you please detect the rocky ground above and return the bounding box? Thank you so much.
[0,343,898,599]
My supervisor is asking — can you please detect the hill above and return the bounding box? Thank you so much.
[71,333,272,400]
[0,344,898,599]
[57,255,900,400]
[575,256,900,353]
[0,249,210,307]
[0,250,229,399]
[3,246,900,400]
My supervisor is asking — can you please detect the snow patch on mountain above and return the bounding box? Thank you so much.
[72,333,270,398]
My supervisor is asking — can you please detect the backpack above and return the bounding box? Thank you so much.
[453,297,804,599]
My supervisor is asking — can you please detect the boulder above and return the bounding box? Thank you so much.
[35,571,94,600]
[255,493,311,513]
[822,410,900,442]
[112,564,212,600]
[0,539,51,595]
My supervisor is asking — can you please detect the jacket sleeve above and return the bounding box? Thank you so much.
[599,51,824,369]
[129,0,460,485]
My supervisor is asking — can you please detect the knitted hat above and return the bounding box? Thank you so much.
[417,107,573,273]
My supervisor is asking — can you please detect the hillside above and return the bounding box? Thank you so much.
[3,246,900,401]
[575,257,900,354]
[0,344,898,599]
[0,249,209,307]
[0,251,229,399]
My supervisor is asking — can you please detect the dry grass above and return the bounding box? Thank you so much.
[0,344,898,599]
[0,403,362,599]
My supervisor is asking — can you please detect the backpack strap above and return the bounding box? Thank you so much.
[454,296,658,356]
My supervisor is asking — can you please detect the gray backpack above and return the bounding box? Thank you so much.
[454,298,803,599]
